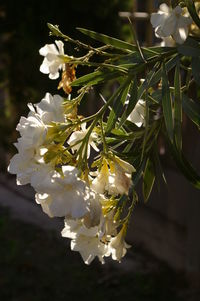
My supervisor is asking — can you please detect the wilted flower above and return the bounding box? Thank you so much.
[151,4,192,44]
[39,40,65,79]
[91,156,135,196]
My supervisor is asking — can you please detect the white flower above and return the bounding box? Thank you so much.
[68,123,99,158]
[39,40,65,79]
[127,99,145,127]
[100,209,118,239]
[7,103,49,185]
[61,218,98,240]
[151,4,192,44]
[16,115,47,150]
[83,189,102,228]
[8,147,36,185]
[107,167,132,196]
[91,157,135,196]
[91,159,109,194]
[34,93,65,124]
[71,235,108,265]
[30,163,55,192]
[62,216,108,264]
[35,165,91,218]
[106,158,135,196]
[108,227,131,262]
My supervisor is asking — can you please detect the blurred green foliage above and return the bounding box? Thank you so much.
[0,0,132,165]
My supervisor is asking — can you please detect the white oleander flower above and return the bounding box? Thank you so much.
[151,4,192,44]
[68,123,99,158]
[39,40,65,79]
[8,113,47,185]
[91,157,135,196]
[8,147,36,185]
[83,190,102,228]
[16,115,47,150]
[62,217,109,264]
[109,227,131,262]
[30,163,55,192]
[107,157,135,196]
[8,93,67,185]
[34,93,65,124]
[100,209,118,239]
[61,219,82,239]
[71,234,108,265]
[107,166,132,196]
[8,144,49,186]
[91,159,110,194]
[62,218,99,240]
[35,165,91,218]
[127,99,145,127]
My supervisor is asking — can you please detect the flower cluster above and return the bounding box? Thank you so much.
[8,41,138,264]
[8,3,199,264]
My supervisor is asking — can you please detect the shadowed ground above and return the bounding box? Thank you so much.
[0,174,196,301]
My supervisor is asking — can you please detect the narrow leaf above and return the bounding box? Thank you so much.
[118,77,138,128]
[71,70,121,87]
[168,140,200,189]
[162,62,174,142]
[132,159,146,186]
[182,94,200,127]
[106,80,131,133]
[185,0,200,28]
[191,56,200,86]
[177,37,200,57]
[143,157,155,202]
[77,27,136,52]
[149,55,179,88]
[77,27,167,57]
[174,61,182,150]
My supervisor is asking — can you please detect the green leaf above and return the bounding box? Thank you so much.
[118,77,138,128]
[182,94,200,127]
[152,142,167,188]
[77,27,136,52]
[168,140,200,189]
[149,55,179,88]
[177,38,200,57]
[191,56,200,86]
[137,62,160,100]
[71,69,121,87]
[77,27,169,57]
[132,159,146,186]
[174,61,182,150]
[162,62,174,142]
[106,79,131,133]
[143,157,155,202]
[185,0,200,29]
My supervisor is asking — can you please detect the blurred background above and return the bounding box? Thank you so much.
[0,0,200,300]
